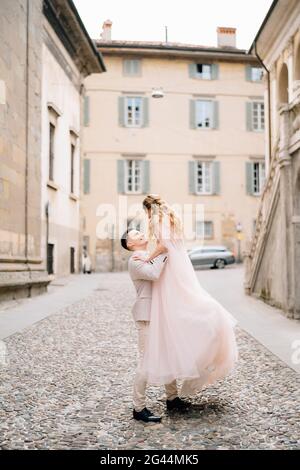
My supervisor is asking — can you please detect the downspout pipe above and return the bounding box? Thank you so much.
[254,40,272,164]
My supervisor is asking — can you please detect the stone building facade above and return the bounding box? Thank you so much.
[0,0,48,300]
[244,0,300,319]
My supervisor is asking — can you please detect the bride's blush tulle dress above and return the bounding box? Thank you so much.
[139,215,239,396]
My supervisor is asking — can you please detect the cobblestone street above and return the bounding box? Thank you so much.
[0,272,299,450]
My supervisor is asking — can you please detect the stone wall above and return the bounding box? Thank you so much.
[0,0,49,300]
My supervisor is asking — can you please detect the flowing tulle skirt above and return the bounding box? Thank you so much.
[139,237,239,396]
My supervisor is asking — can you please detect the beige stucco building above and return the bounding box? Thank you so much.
[82,23,266,272]
[244,0,300,319]
[41,0,105,278]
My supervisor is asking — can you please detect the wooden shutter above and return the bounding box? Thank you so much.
[118,96,125,126]
[212,101,219,129]
[83,96,90,126]
[189,100,196,128]
[212,161,220,194]
[246,162,254,194]
[211,64,219,80]
[246,102,253,131]
[189,63,197,78]
[245,65,252,81]
[117,159,126,193]
[142,160,150,193]
[142,97,149,127]
[188,161,196,193]
[83,159,90,194]
[123,60,131,75]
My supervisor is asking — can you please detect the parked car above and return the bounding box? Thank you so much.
[188,245,235,269]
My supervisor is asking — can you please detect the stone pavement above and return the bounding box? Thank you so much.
[0,271,299,450]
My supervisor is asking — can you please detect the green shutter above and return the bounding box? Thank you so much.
[83,159,90,194]
[212,101,219,129]
[117,159,125,193]
[189,63,197,78]
[246,102,253,131]
[83,96,90,126]
[142,97,149,127]
[118,96,125,126]
[123,59,131,75]
[212,161,220,194]
[134,59,141,75]
[246,162,253,195]
[211,64,219,80]
[142,160,150,193]
[189,100,196,128]
[245,65,252,81]
[189,161,196,193]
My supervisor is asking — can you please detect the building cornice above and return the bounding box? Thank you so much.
[248,0,300,63]
[43,0,106,75]
[95,40,260,64]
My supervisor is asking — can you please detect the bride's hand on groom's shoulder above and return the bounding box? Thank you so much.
[132,254,148,262]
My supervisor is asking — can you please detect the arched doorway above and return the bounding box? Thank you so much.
[294,42,300,80]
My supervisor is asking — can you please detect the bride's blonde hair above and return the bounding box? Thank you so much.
[142,194,182,239]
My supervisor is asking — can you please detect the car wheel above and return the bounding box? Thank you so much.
[215,258,226,269]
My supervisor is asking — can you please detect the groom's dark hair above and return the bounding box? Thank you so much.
[120,229,131,251]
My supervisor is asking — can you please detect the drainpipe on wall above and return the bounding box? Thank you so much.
[254,40,272,164]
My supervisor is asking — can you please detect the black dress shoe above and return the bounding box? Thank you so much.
[133,407,162,423]
[166,397,191,411]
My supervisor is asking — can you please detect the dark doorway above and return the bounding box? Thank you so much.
[70,247,75,274]
[47,243,54,274]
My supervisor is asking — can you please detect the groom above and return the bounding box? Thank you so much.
[121,228,191,423]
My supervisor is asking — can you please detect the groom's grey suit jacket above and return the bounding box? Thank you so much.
[128,250,168,322]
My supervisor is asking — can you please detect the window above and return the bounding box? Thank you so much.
[117,159,149,194]
[195,161,212,194]
[196,100,214,128]
[196,64,212,79]
[49,123,55,181]
[251,67,263,81]
[189,63,219,80]
[125,160,142,193]
[47,104,61,181]
[196,221,213,239]
[70,142,75,194]
[125,97,142,127]
[246,65,263,82]
[253,162,266,195]
[123,59,141,76]
[119,96,148,127]
[246,161,266,195]
[252,102,265,131]
[189,160,220,195]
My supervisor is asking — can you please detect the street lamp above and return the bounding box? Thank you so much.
[151,87,164,98]
[236,222,243,264]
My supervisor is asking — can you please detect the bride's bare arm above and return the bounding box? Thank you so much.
[146,241,167,262]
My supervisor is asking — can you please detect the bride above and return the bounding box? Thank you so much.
[132,194,239,396]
